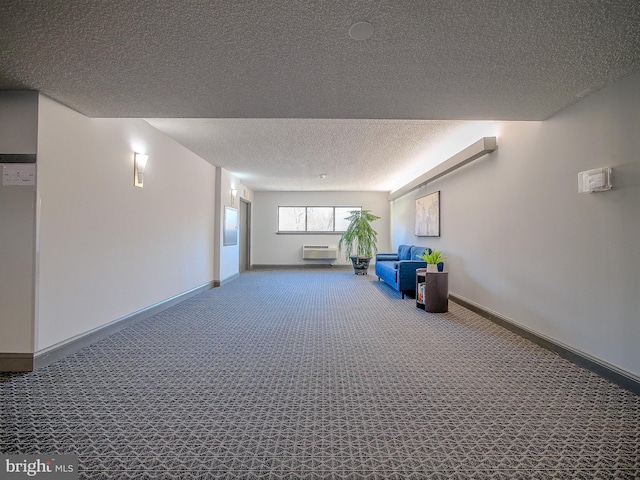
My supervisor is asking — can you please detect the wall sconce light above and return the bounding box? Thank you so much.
[134,153,148,188]
[231,189,238,206]
[388,137,498,200]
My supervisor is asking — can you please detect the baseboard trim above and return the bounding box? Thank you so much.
[449,293,640,395]
[0,353,34,372]
[31,281,215,371]
[252,264,350,269]
[220,273,240,284]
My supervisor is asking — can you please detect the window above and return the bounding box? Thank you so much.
[334,207,356,231]
[307,207,334,231]
[278,207,306,231]
[278,206,361,233]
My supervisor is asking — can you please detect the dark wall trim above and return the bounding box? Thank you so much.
[0,353,34,372]
[449,294,640,396]
[252,264,350,269]
[0,154,37,163]
[220,273,240,284]
[25,282,215,371]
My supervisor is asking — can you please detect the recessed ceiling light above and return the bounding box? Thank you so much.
[320,174,327,179]
[349,22,374,41]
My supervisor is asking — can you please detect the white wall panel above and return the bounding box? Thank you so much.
[36,96,216,351]
[253,191,390,266]
[0,91,38,353]
[391,72,640,377]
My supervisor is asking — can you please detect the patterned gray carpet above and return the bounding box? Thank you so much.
[1,268,639,479]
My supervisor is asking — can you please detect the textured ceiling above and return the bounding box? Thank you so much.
[145,118,503,191]
[1,0,639,191]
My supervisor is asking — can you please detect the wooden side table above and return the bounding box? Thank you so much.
[416,268,449,313]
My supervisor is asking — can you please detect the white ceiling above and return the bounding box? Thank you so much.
[1,1,639,191]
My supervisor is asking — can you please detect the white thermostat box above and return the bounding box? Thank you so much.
[578,167,612,193]
[2,163,37,186]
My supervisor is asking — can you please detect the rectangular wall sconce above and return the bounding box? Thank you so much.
[231,188,238,206]
[134,153,148,188]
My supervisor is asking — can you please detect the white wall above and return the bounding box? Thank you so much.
[217,167,253,281]
[391,71,640,378]
[252,191,390,266]
[0,91,39,353]
[0,91,39,152]
[35,96,216,352]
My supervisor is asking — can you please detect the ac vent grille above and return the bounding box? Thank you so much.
[302,245,338,259]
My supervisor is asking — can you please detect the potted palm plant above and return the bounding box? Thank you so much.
[338,209,381,275]
[419,250,447,273]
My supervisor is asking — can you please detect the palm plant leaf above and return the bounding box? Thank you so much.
[338,209,381,259]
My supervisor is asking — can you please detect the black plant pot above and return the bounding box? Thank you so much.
[349,256,372,275]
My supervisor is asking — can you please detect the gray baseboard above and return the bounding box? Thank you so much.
[0,282,216,373]
[449,294,640,395]
[252,264,350,269]
[0,353,34,372]
[220,273,239,284]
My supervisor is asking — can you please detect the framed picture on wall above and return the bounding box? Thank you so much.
[415,191,440,237]
[223,206,238,246]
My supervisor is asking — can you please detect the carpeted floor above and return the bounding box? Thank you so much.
[1,268,639,479]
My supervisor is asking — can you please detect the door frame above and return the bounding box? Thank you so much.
[239,198,251,271]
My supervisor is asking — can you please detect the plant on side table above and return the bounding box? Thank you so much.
[338,209,381,275]
[419,250,447,273]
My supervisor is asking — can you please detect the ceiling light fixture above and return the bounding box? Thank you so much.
[320,174,327,180]
[388,137,498,200]
[349,22,374,41]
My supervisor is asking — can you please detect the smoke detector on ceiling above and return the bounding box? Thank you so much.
[349,22,374,41]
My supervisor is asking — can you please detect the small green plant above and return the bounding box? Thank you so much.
[338,209,381,260]
[418,250,447,264]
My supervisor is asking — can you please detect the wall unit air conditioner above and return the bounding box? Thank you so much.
[302,245,338,260]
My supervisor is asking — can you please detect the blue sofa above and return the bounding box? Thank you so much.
[375,245,431,298]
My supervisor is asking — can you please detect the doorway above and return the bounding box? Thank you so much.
[239,198,251,272]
